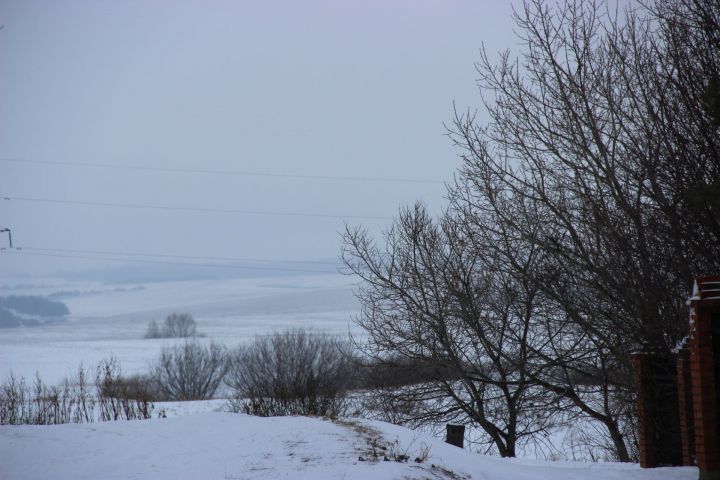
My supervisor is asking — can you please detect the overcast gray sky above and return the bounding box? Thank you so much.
[0,1,519,279]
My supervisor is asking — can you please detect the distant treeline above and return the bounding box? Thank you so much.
[0,295,70,328]
[47,285,145,299]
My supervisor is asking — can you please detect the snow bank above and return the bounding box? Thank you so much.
[0,413,696,480]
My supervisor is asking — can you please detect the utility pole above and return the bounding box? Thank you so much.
[0,226,12,249]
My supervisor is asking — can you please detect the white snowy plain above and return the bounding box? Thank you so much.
[0,412,697,480]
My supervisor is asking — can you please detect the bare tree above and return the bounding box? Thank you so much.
[144,319,162,339]
[341,0,717,462]
[445,0,719,461]
[342,205,554,457]
[151,341,227,400]
[145,313,198,339]
[163,312,197,338]
[452,0,719,348]
[96,358,153,421]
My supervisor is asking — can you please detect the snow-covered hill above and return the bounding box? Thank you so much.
[0,413,695,480]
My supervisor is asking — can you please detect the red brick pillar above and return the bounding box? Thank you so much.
[633,350,682,468]
[677,346,695,465]
[688,276,720,480]
[633,352,657,468]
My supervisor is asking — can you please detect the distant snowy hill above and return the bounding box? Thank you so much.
[0,413,695,480]
[0,274,360,383]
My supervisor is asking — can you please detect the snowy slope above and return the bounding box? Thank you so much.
[0,413,695,480]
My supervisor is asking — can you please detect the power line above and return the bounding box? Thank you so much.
[16,246,339,266]
[1,250,339,274]
[1,195,393,221]
[0,157,445,185]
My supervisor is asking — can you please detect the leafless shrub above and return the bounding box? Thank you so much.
[355,356,461,390]
[0,374,26,424]
[225,329,354,417]
[0,367,96,425]
[96,358,154,421]
[0,360,152,425]
[151,340,227,400]
[99,373,163,402]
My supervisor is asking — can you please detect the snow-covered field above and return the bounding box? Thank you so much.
[0,412,695,480]
[0,273,361,383]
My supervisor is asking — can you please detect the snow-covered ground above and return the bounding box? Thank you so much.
[0,274,694,475]
[0,412,695,480]
[0,274,361,383]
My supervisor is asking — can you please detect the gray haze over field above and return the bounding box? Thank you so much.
[0,0,518,280]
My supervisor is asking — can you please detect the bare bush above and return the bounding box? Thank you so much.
[354,356,461,390]
[145,312,198,339]
[0,360,152,425]
[0,368,94,425]
[98,373,162,402]
[226,329,354,417]
[151,340,227,400]
[95,358,154,420]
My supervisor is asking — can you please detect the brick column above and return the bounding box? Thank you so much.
[633,352,656,468]
[688,276,720,480]
[690,308,720,476]
[633,351,682,468]
[677,346,695,466]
